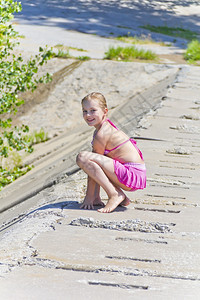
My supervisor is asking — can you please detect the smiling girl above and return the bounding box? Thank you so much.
[76,92,146,213]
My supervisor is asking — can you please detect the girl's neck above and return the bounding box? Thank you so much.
[94,117,107,130]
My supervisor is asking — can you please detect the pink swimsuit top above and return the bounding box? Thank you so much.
[92,119,144,160]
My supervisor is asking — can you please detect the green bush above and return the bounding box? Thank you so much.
[184,40,200,63]
[0,0,52,188]
[104,46,157,61]
[0,165,32,191]
[0,0,52,157]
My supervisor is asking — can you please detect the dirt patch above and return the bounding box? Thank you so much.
[13,60,178,137]
[158,54,187,65]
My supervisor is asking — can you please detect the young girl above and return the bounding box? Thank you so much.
[76,92,146,213]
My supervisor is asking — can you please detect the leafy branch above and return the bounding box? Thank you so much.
[0,0,53,189]
[0,0,53,158]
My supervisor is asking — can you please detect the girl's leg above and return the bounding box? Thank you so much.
[80,176,96,210]
[120,196,131,206]
[81,177,104,209]
[76,151,131,213]
[94,183,104,206]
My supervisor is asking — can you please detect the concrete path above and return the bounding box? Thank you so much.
[0,65,200,299]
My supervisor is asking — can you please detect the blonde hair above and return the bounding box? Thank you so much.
[81,92,107,110]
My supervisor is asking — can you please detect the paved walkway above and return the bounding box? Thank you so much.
[0,65,200,299]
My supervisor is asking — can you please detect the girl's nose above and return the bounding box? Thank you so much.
[86,111,92,116]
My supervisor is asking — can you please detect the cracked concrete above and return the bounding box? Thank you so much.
[0,65,200,299]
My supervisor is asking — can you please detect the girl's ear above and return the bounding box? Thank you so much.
[104,108,108,115]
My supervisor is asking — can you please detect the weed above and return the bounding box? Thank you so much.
[116,33,168,46]
[23,128,49,146]
[53,49,71,58]
[140,25,199,41]
[54,44,87,52]
[69,46,87,52]
[78,56,90,61]
[184,40,200,64]
[104,46,157,61]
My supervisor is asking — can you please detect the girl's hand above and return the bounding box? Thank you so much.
[80,196,105,209]
[80,196,95,210]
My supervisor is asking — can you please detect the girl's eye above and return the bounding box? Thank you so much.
[83,110,87,113]
[91,109,96,112]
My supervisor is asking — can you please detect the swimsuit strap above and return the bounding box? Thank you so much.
[106,119,119,130]
[130,138,144,160]
[92,119,144,160]
[105,139,130,153]
[92,118,118,146]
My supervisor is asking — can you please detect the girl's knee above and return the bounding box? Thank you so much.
[76,151,90,167]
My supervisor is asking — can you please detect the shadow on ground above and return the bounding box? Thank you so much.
[36,201,127,212]
[16,0,200,36]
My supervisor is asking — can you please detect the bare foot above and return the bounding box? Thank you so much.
[120,196,131,207]
[98,194,125,213]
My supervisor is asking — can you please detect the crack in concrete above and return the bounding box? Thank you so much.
[88,280,149,290]
[55,263,200,282]
[149,183,189,189]
[105,255,161,263]
[134,207,180,214]
[145,194,186,200]
[115,237,168,244]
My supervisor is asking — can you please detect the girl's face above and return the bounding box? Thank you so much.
[82,99,107,128]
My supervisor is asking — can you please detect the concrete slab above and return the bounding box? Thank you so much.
[1,265,200,300]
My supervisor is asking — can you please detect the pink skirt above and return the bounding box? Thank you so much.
[113,161,146,191]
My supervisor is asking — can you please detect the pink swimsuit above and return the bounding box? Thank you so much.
[92,119,146,191]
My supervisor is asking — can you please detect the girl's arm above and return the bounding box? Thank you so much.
[92,130,107,155]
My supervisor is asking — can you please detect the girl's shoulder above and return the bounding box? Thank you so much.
[95,125,108,142]
[93,122,111,143]
[92,125,108,154]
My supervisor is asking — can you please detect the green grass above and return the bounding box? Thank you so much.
[78,56,90,61]
[54,44,88,52]
[53,49,71,58]
[53,44,89,59]
[104,46,157,61]
[184,40,200,64]
[116,34,168,46]
[140,25,199,41]
[69,46,87,52]
[23,128,49,146]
